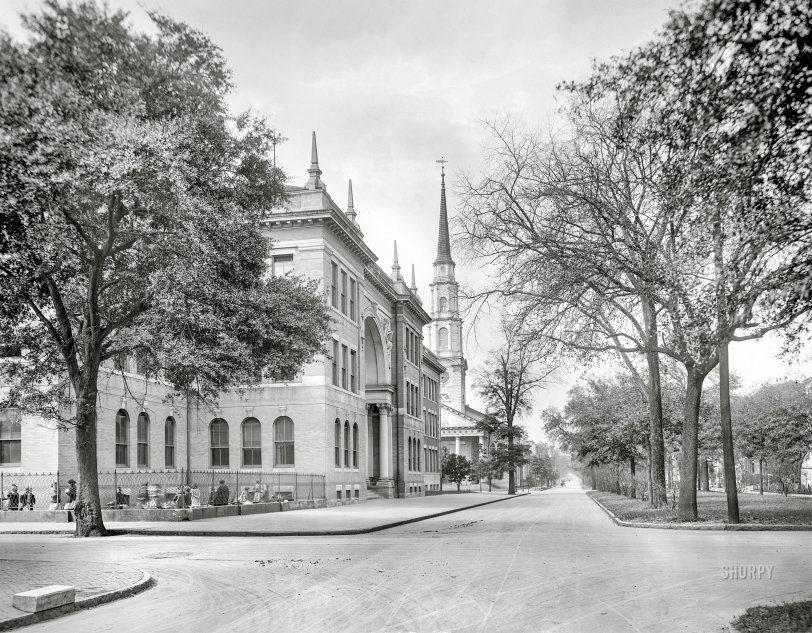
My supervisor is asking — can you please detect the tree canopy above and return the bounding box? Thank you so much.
[0,1,330,535]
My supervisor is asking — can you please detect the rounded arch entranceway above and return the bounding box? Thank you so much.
[364,317,387,385]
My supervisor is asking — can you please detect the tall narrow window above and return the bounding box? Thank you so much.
[418,439,421,471]
[352,423,359,468]
[272,254,293,276]
[242,418,262,467]
[210,418,229,467]
[331,262,338,308]
[332,339,339,385]
[137,412,150,468]
[274,417,294,466]
[334,419,341,467]
[340,270,347,314]
[344,421,350,467]
[165,417,176,469]
[438,327,449,350]
[408,438,413,471]
[350,278,356,321]
[406,382,411,416]
[341,345,348,389]
[135,348,148,376]
[439,297,448,313]
[350,350,357,393]
[0,409,21,466]
[115,410,129,467]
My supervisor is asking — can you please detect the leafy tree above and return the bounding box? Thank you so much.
[443,453,473,492]
[0,2,330,536]
[474,322,555,494]
[735,381,812,495]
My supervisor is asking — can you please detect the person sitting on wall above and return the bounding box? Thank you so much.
[237,487,253,504]
[210,480,229,506]
[115,487,129,507]
[64,480,77,510]
[173,486,187,509]
[49,482,60,510]
[21,486,35,511]
[5,484,20,510]
[190,484,201,508]
[252,480,268,503]
[136,482,149,509]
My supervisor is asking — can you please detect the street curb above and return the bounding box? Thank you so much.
[103,492,532,538]
[587,492,812,531]
[0,570,153,632]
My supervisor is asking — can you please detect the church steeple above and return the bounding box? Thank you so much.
[429,158,466,412]
[435,158,453,265]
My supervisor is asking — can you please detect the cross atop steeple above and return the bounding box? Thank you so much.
[435,157,453,265]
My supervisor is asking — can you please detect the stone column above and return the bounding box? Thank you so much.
[455,436,461,455]
[379,404,392,479]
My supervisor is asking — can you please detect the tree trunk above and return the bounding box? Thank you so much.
[713,206,740,523]
[700,456,710,492]
[718,340,740,523]
[642,299,667,509]
[759,458,764,495]
[456,481,460,491]
[74,381,107,537]
[630,457,636,499]
[507,424,516,495]
[591,466,597,490]
[678,368,706,521]
[646,437,653,503]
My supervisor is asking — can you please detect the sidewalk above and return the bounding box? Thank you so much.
[0,490,528,537]
[0,560,150,631]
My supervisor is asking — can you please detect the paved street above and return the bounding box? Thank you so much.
[2,483,810,633]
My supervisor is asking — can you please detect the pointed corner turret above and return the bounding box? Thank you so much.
[305,131,325,190]
[346,179,357,224]
[391,241,402,282]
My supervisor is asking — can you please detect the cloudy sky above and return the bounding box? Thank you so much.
[2,1,809,439]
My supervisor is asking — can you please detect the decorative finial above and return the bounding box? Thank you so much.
[410,264,417,292]
[346,179,357,223]
[305,131,324,190]
[436,156,448,178]
[391,241,402,281]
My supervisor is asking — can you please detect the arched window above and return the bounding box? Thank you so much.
[137,412,150,468]
[210,418,229,467]
[274,417,294,466]
[165,417,175,469]
[352,423,359,468]
[344,421,350,467]
[408,438,413,471]
[0,409,21,466]
[334,419,341,467]
[439,297,448,313]
[242,418,261,467]
[115,410,129,467]
[438,327,449,350]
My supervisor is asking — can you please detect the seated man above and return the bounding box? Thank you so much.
[237,487,253,504]
[210,480,229,506]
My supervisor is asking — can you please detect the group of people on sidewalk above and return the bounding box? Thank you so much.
[3,480,76,511]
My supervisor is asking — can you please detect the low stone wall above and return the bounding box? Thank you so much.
[0,510,72,523]
[0,499,330,523]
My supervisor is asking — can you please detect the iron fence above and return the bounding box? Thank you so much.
[0,470,326,511]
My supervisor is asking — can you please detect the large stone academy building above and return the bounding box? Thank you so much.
[0,133,457,502]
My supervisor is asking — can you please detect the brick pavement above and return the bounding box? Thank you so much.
[0,559,144,625]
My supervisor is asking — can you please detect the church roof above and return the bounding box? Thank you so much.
[435,166,454,265]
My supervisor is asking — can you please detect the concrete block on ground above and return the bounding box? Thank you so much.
[13,585,75,613]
